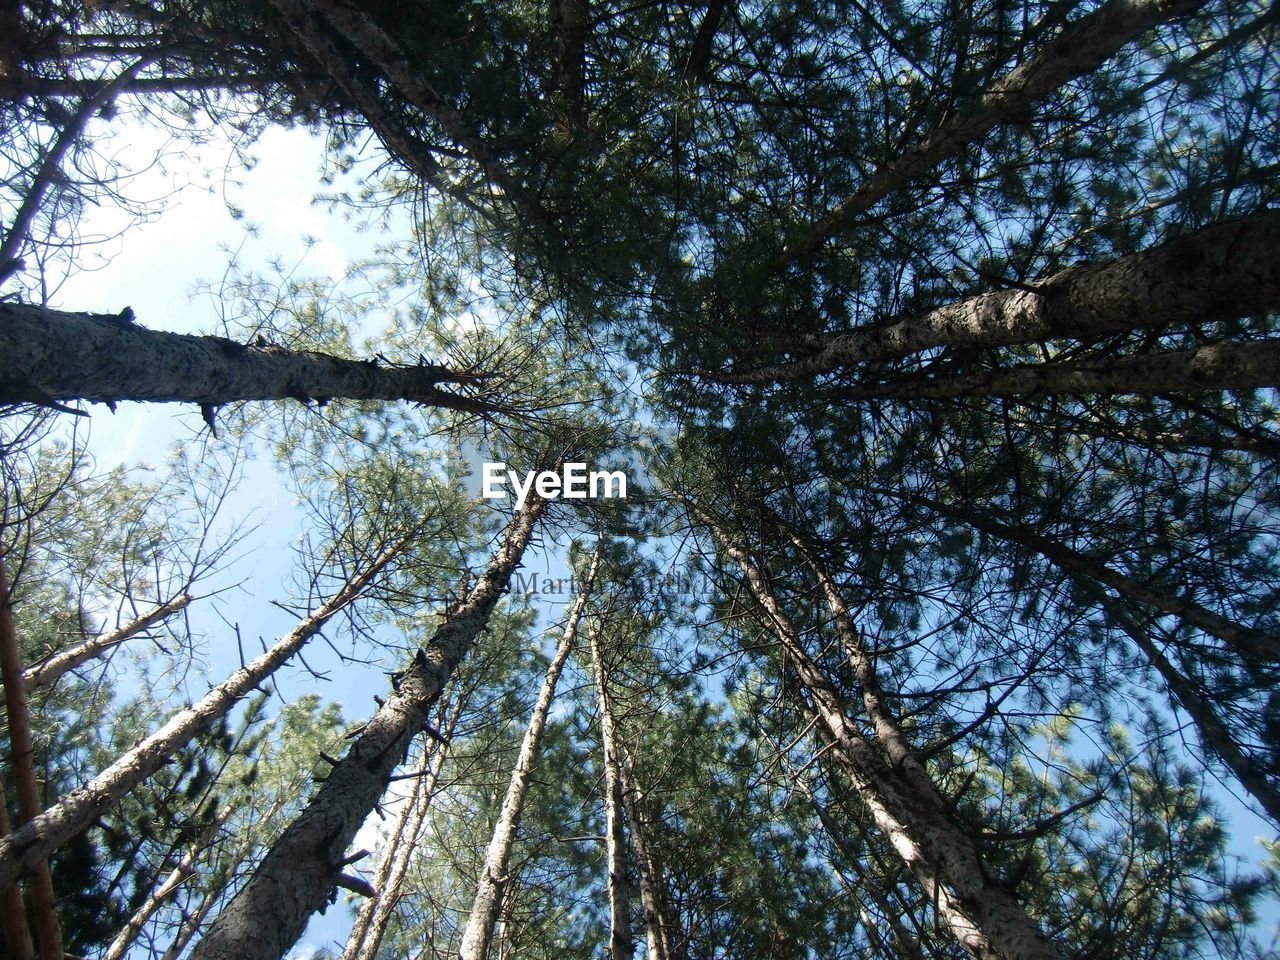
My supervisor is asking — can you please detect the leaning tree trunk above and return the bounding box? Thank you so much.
[0,560,65,960]
[0,302,499,414]
[460,543,601,960]
[0,535,408,893]
[719,211,1280,384]
[342,685,467,960]
[20,592,193,691]
[937,499,1278,664]
[770,0,1205,268]
[186,499,544,960]
[102,805,233,960]
[695,507,1059,960]
[1108,605,1280,825]
[830,340,1280,401]
[589,620,636,960]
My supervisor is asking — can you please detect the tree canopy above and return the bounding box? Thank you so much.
[1,1,1278,959]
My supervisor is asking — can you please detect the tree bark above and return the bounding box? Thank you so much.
[0,770,35,960]
[771,0,1206,268]
[0,560,64,960]
[460,543,600,960]
[617,745,682,960]
[694,508,1059,960]
[286,0,549,229]
[1109,606,1280,825]
[186,500,544,960]
[102,805,233,960]
[944,503,1278,663]
[343,686,466,960]
[830,340,1280,400]
[0,59,151,285]
[719,212,1280,384]
[19,592,193,691]
[589,621,635,960]
[0,302,499,414]
[0,537,407,893]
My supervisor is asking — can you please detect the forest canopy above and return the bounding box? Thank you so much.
[1,1,1279,959]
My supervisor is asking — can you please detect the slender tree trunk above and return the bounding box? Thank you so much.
[0,536,408,893]
[186,500,544,960]
[550,0,590,129]
[339,745,429,960]
[20,592,193,691]
[343,686,466,960]
[102,806,233,960]
[0,58,150,284]
[943,501,1278,663]
[694,508,1059,960]
[0,770,35,960]
[589,622,635,960]
[617,746,681,960]
[281,0,548,228]
[771,0,1205,268]
[829,340,1280,400]
[0,302,498,414]
[460,543,601,960]
[0,560,64,960]
[718,211,1280,384]
[1109,606,1280,825]
[159,883,219,960]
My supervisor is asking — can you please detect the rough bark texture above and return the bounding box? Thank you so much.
[343,690,464,960]
[460,544,600,960]
[0,302,495,412]
[0,561,65,960]
[0,541,403,893]
[772,0,1206,267]
[590,622,635,960]
[102,806,232,960]
[723,212,1280,384]
[696,509,1059,960]
[1110,607,1280,825]
[186,501,543,960]
[20,593,192,691]
[834,340,1280,400]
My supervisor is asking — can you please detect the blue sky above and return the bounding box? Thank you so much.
[28,112,1280,957]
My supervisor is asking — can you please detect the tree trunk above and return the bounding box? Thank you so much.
[342,684,466,960]
[0,770,35,960]
[720,212,1280,384]
[460,543,600,960]
[102,805,233,960]
[0,560,65,960]
[288,0,548,229]
[0,537,407,893]
[1109,606,1280,825]
[946,503,1278,663]
[695,508,1059,960]
[186,500,544,960]
[771,0,1205,268]
[617,745,681,960]
[0,302,497,414]
[20,592,193,691]
[830,340,1280,400]
[159,883,219,960]
[589,622,635,960]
